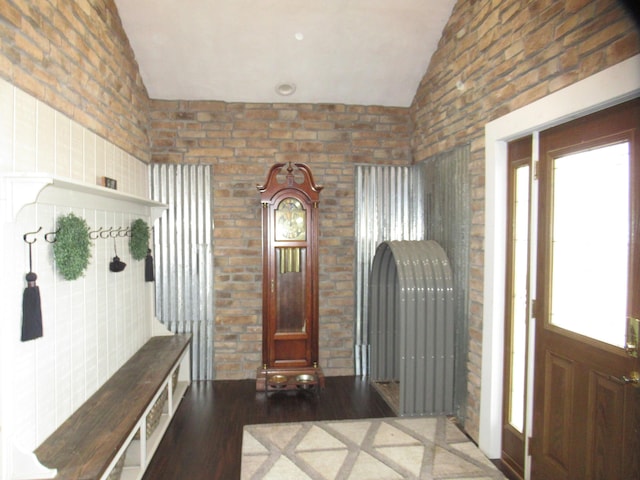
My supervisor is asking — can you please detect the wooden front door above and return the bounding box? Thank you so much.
[531,98,640,479]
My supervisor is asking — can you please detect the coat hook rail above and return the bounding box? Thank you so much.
[24,226,133,243]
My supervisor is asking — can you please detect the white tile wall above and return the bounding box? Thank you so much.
[0,77,148,198]
[0,78,156,478]
[35,102,55,176]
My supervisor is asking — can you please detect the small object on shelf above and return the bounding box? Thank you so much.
[106,454,125,480]
[172,367,180,392]
[146,389,168,438]
[101,176,118,190]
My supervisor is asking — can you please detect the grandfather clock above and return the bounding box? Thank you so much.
[256,162,325,392]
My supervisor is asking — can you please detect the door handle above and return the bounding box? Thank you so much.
[626,317,639,358]
[622,372,640,385]
[610,371,640,386]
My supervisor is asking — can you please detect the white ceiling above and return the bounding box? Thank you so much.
[114,0,456,107]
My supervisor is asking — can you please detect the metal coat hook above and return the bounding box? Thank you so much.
[89,227,102,239]
[111,227,127,238]
[44,230,58,243]
[23,227,42,245]
[100,227,113,239]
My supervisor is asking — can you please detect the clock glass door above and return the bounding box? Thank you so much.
[271,196,311,367]
[275,247,306,333]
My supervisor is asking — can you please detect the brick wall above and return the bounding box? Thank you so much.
[149,101,411,379]
[4,0,639,441]
[411,0,639,441]
[0,0,150,161]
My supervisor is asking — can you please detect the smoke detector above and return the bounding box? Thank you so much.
[275,83,296,96]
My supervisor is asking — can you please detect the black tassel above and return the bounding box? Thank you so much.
[145,248,155,282]
[22,272,43,341]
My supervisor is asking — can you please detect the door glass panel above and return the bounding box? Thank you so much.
[275,247,306,332]
[550,142,629,347]
[509,164,530,432]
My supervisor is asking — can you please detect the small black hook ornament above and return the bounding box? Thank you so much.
[109,238,127,272]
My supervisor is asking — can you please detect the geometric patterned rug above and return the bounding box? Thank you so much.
[241,416,506,479]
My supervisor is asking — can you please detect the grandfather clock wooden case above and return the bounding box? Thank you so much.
[256,163,325,392]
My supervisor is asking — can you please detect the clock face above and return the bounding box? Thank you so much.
[275,197,306,241]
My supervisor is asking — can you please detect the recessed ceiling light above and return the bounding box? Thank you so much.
[275,83,296,96]
[294,32,304,41]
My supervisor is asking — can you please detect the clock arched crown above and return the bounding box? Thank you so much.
[257,162,323,206]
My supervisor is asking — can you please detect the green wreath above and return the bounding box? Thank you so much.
[52,213,92,280]
[129,218,150,260]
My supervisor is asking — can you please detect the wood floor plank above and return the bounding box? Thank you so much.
[143,376,395,480]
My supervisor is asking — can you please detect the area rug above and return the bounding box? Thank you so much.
[241,416,506,479]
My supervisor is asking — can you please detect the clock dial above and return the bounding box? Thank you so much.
[275,197,306,240]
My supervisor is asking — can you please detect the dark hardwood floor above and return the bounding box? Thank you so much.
[143,376,396,480]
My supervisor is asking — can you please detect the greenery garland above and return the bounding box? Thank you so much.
[130,218,150,260]
[52,213,92,280]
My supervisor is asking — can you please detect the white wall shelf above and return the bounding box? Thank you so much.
[0,174,167,222]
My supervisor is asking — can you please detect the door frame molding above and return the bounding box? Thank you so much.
[480,54,640,466]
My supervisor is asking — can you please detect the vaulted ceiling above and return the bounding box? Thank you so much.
[114,0,456,107]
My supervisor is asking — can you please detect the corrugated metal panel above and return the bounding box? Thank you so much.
[422,145,470,418]
[150,164,214,380]
[369,240,455,416]
[354,164,424,375]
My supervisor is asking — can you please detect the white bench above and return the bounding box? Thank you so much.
[34,334,191,480]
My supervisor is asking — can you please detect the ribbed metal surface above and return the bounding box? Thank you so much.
[369,240,455,416]
[150,164,214,380]
[422,145,470,418]
[354,164,424,376]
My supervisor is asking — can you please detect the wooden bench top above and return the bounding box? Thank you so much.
[35,334,191,480]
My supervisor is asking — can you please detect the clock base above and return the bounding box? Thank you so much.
[256,365,325,393]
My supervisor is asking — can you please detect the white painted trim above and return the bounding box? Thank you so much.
[479,54,640,463]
